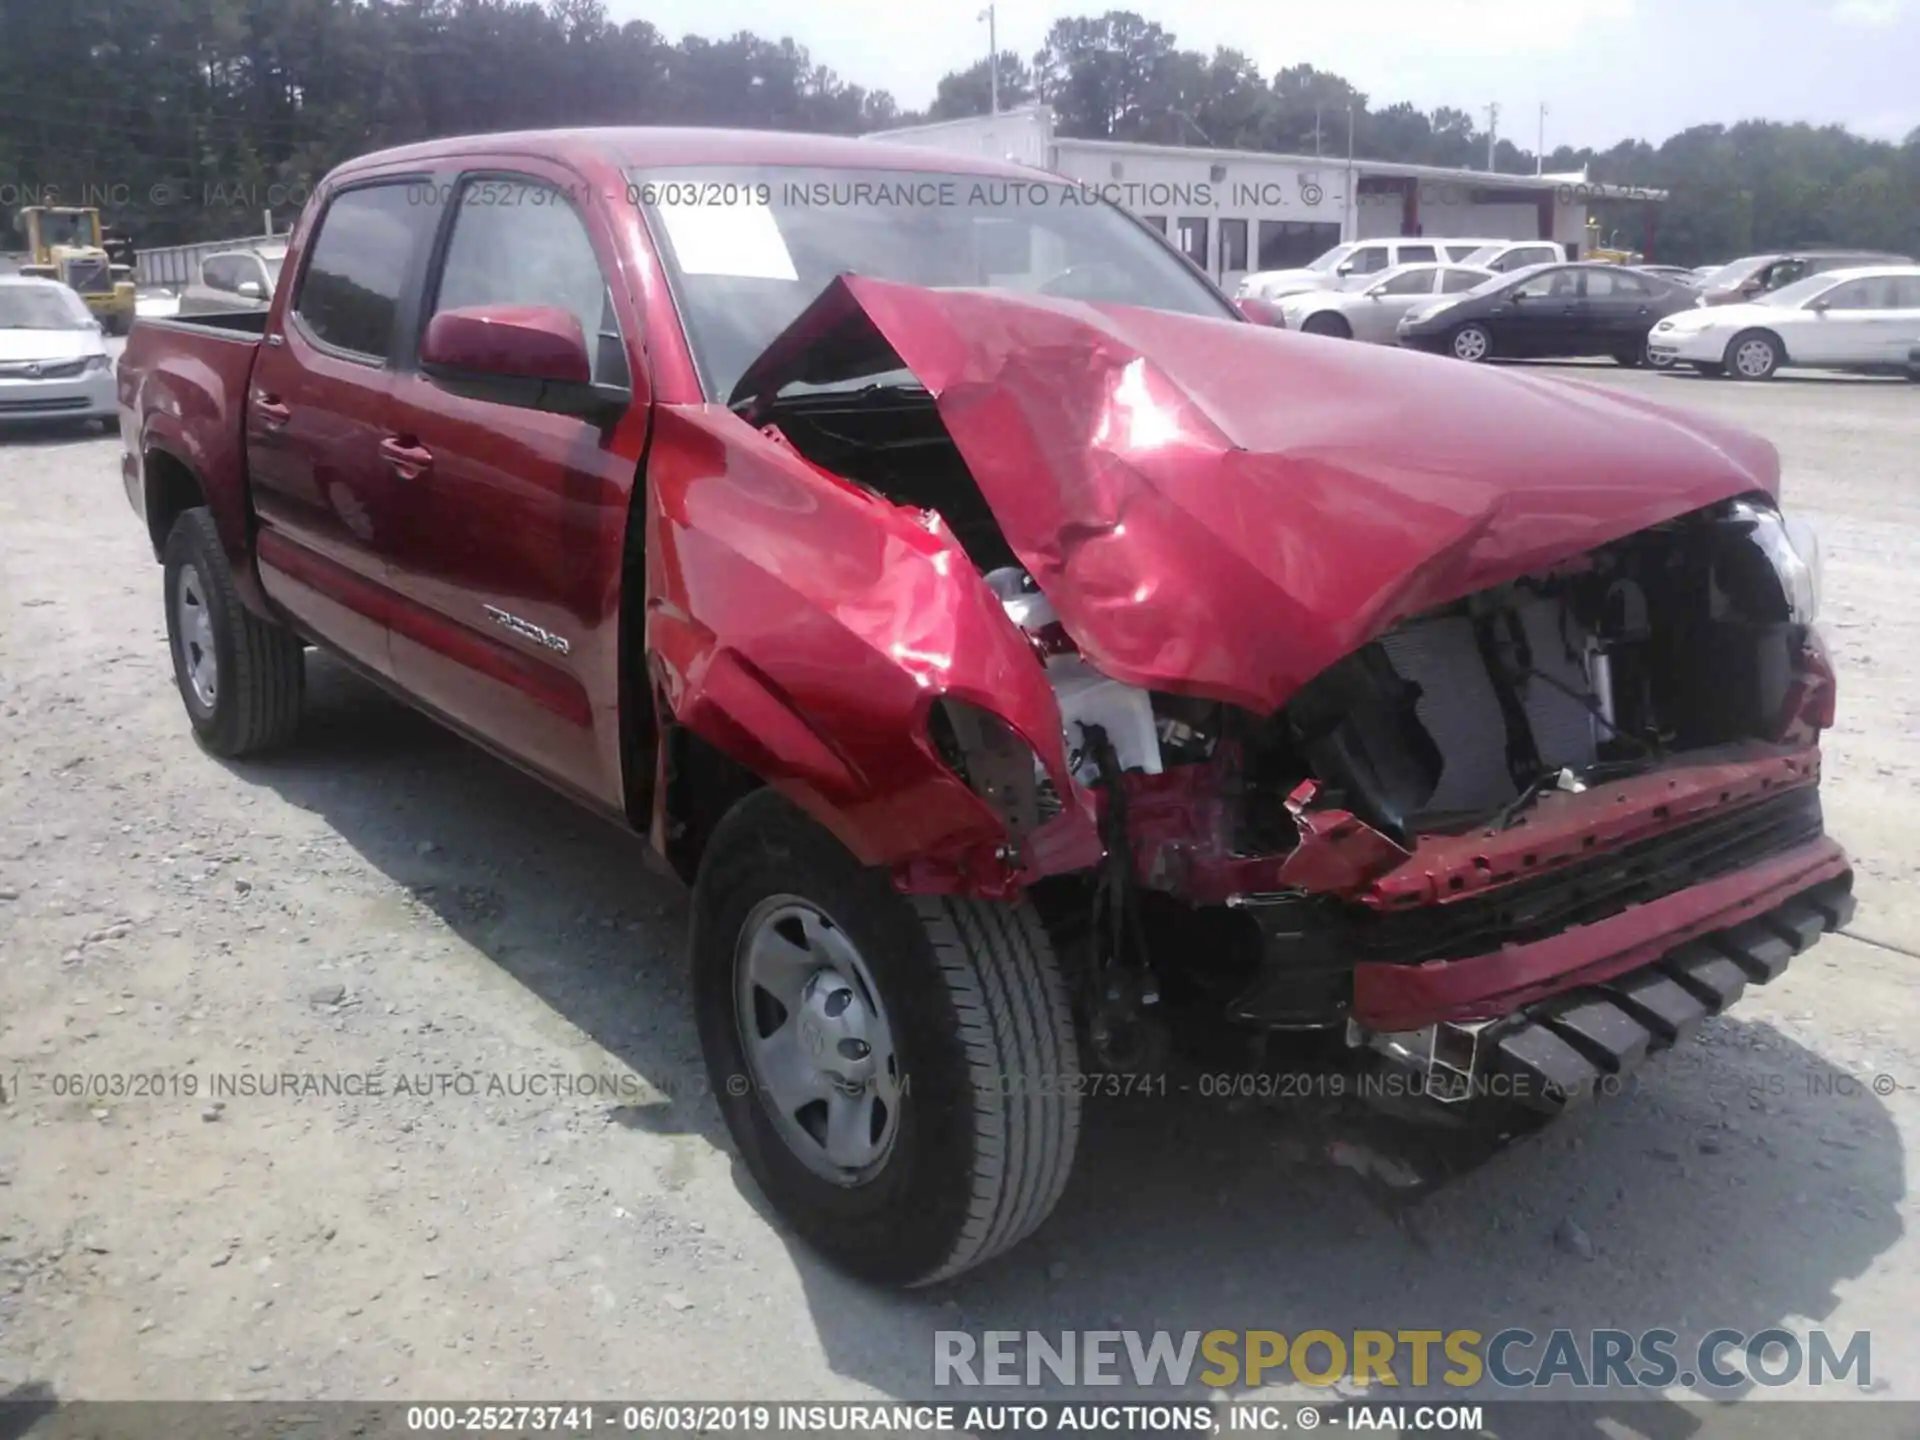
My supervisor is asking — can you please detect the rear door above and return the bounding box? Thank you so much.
[248,177,443,674]
[380,165,650,810]
[1579,266,1659,353]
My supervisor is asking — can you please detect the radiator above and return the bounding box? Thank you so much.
[1378,592,1599,816]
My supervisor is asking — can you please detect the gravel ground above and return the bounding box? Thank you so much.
[2,358,1917,1424]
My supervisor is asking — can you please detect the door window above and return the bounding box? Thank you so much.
[1346,244,1391,274]
[1440,268,1486,293]
[1583,269,1651,298]
[293,184,423,360]
[1396,244,1438,264]
[1513,268,1577,300]
[430,176,629,388]
[1373,267,1436,296]
[1820,277,1895,310]
[1890,276,1920,308]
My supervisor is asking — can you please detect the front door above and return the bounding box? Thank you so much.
[380,166,650,811]
[247,177,440,675]
[1491,266,1580,356]
[1792,275,1891,364]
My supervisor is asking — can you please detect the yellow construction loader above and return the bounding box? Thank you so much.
[7,206,138,334]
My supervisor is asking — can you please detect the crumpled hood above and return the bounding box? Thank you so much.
[732,275,1781,714]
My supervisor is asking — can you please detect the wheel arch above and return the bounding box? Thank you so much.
[141,444,207,561]
[1726,326,1789,369]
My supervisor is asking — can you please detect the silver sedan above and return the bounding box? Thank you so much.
[1279,263,1497,343]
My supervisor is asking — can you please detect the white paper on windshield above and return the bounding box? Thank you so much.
[656,198,798,281]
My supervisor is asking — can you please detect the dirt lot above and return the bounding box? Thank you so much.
[2,359,1918,1422]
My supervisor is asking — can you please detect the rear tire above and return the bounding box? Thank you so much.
[1726,329,1782,381]
[692,790,1081,1286]
[163,507,305,757]
[1612,349,1642,368]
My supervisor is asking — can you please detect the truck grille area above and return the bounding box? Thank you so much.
[1346,785,1824,966]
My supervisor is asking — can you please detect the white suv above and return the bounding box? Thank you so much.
[1237,237,1503,303]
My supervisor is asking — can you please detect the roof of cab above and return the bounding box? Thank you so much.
[330,126,1049,184]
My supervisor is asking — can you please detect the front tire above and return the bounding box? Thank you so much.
[692,790,1081,1286]
[1726,330,1782,381]
[163,507,305,756]
[1450,323,1492,362]
[1300,312,1350,338]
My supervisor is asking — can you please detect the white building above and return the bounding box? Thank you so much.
[867,105,1665,291]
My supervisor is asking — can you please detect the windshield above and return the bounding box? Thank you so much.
[0,285,94,329]
[1754,274,1841,308]
[36,212,97,248]
[634,165,1236,401]
[1698,256,1772,291]
[1304,243,1356,273]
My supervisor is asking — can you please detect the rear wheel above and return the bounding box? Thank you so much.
[692,790,1081,1286]
[163,507,305,756]
[1612,349,1642,368]
[1450,323,1492,362]
[1726,330,1782,381]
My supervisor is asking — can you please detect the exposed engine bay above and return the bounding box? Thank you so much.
[748,362,1837,1092]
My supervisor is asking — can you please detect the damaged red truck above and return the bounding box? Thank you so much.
[118,128,1853,1286]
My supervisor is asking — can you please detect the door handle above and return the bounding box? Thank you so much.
[254,394,291,428]
[379,436,434,479]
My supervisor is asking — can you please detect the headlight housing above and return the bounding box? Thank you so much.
[1730,499,1821,624]
[83,353,113,373]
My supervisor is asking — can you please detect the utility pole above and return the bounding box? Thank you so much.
[1344,103,1356,241]
[978,6,998,115]
[1484,102,1499,172]
[1537,103,1547,175]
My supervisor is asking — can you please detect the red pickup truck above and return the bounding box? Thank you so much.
[118,127,1853,1286]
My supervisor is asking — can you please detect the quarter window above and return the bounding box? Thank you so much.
[293,184,422,359]
[1397,244,1438,264]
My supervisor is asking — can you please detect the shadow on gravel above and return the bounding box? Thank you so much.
[0,419,114,449]
[234,656,1903,1433]
[0,1381,59,1440]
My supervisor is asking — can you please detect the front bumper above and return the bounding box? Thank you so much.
[1396,327,1452,354]
[1646,326,1726,364]
[0,368,116,421]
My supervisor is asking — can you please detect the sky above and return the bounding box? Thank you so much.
[604,0,1920,151]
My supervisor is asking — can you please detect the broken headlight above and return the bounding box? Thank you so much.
[1730,499,1821,624]
[927,696,1049,841]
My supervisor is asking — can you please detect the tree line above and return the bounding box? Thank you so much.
[2,0,1916,264]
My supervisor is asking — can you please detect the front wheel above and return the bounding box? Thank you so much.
[1300,312,1351,339]
[692,790,1081,1286]
[1450,323,1492,362]
[1726,330,1782,381]
[163,507,305,756]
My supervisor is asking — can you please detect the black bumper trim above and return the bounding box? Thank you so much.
[1489,869,1854,1113]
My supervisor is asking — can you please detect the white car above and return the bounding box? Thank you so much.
[0,276,117,426]
[1278,263,1496,342]
[1237,237,1502,303]
[1646,265,1920,380]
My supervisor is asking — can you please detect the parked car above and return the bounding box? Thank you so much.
[1397,261,1701,365]
[175,244,288,315]
[1694,249,1914,307]
[1456,240,1568,274]
[0,275,116,427]
[1278,262,1496,341]
[118,127,1851,1286]
[1636,264,1700,286]
[1236,236,1501,302]
[1909,338,1920,380]
[1647,266,1920,379]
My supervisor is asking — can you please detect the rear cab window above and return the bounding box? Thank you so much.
[291,183,424,361]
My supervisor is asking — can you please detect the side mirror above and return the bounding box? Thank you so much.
[1809,299,1830,314]
[421,303,626,424]
[1335,263,1354,276]
[237,280,264,300]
